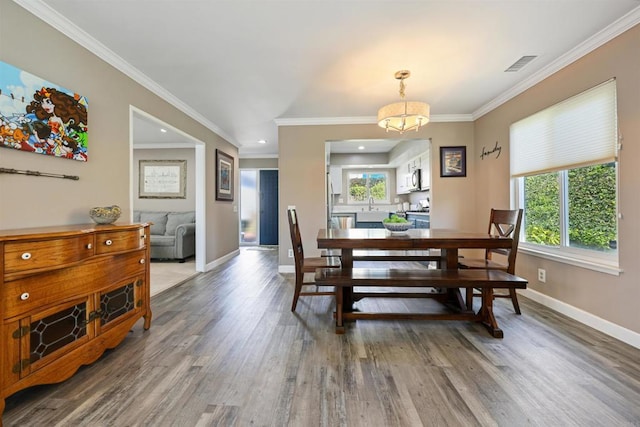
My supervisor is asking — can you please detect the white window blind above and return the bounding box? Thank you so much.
[510,79,617,177]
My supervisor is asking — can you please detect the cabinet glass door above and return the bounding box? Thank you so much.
[99,278,142,331]
[25,298,91,376]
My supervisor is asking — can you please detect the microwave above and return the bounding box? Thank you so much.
[410,169,422,191]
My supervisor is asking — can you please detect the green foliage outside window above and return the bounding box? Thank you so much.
[568,163,617,249]
[524,163,617,250]
[350,183,366,201]
[348,172,388,203]
[524,172,561,245]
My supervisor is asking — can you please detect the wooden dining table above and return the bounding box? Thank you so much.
[316,227,518,335]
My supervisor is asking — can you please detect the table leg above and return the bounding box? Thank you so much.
[479,288,503,338]
[441,249,467,311]
[340,249,354,313]
[335,284,345,334]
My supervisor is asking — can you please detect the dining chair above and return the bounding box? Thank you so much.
[287,208,340,311]
[460,208,524,314]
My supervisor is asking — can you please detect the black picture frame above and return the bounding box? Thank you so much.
[439,146,467,177]
[215,149,234,201]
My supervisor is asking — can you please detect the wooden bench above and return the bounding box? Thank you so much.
[315,267,528,338]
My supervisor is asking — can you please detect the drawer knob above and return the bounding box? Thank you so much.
[105,240,113,246]
[139,259,145,264]
[86,243,93,249]
[20,292,30,301]
[21,252,32,260]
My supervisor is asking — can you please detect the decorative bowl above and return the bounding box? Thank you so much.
[89,205,121,224]
[383,222,412,233]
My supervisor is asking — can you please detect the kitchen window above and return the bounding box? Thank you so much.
[347,171,389,204]
[511,79,619,274]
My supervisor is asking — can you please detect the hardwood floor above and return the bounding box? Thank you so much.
[3,247,640,426]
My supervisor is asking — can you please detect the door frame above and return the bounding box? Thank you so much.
[129,106,206,272]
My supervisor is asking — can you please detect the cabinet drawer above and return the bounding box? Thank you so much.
[2,250,146,320]
[3,235,94,275]
[94,228,145,254]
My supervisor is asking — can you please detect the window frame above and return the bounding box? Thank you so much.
[346,170,390,205]
[513,165,621,276]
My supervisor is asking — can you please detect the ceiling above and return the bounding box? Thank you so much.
[20,1,640,157]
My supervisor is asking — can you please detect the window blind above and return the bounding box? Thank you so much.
[510,79,617,177]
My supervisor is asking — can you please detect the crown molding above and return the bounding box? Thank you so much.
[14,0,238,147]
[473,5,640,120]
[16,1,640,136]
[274,114,473,127]
[133,143,197,150]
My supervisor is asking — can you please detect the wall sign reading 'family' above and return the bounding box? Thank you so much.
[0,60,89,161]
[480,141,502,160]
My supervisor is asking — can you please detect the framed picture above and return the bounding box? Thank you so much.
[439,146,467,177]
[139,160,186,198]
[216,149,234,201]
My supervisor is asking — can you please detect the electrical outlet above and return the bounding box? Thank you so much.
[538,268,546,283]
[288,249,294,258]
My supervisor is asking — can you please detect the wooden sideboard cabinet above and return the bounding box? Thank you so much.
[0,223,152,423]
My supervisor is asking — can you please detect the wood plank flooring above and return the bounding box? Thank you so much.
[3,248,640,426]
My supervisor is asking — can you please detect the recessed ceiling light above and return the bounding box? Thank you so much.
[258,139,267,144]
[358,146,365,150]
[160,128,167,133]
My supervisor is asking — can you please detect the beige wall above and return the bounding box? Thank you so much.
[239,157,279,169]
[0,0,238,264]
[133,148,196,212]
[473,24,640,333]
[278,122,474,266]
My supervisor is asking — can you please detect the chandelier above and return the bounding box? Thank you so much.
[377,70,430,133]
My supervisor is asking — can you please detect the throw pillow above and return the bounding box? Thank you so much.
[140,212,168,235]
[165,211,195,236]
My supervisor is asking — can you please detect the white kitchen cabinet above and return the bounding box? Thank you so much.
[396,165,410,194]
[419,151,430,189]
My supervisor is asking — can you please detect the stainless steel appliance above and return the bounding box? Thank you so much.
[410,169,422,191]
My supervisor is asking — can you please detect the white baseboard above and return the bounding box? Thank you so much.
[520,288,640,350]
[279,265,295,274]
[204,249,240,272]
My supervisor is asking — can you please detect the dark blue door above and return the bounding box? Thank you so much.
[259,170,279,245]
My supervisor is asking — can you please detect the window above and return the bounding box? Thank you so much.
[347,171,389,204]
[511,79,619,273]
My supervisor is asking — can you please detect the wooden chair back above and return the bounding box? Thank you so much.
[485,208,523,274]
[287,208,305,279]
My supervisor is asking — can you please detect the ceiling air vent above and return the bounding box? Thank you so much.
[505,55,538,72]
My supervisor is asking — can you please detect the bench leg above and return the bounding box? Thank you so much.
[479,288,503,338]
[466,287,474,311]
[335,287,345,334]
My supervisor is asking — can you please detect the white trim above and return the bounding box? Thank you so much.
[15,0,238,147]
[274,114,473,127]
[473,5,640,119]
[521,288,640,350]
[133,143,197,150]
[204,249,240,272]
[279,265,295,274]
[519,245,621,276]
[129,106,208,273]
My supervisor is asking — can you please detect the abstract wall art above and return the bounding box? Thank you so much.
[0,60,88,161]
